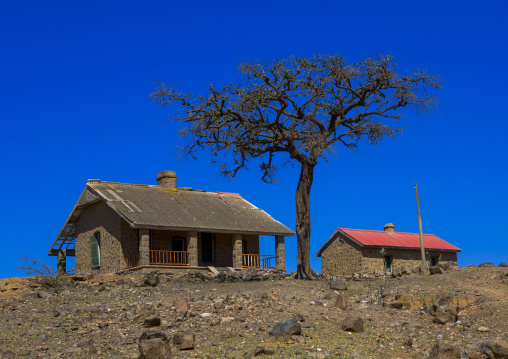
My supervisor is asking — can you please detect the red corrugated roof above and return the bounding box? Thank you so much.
[340,228,461,251]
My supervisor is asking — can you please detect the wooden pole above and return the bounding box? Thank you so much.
[415,183,427,268]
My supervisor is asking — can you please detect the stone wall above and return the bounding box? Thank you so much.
[75,201,124,275]
[320,232,363,276]
[320,231,458,277]
[120,221,138,256]
[151,229,188,251]
[360,247,457,274]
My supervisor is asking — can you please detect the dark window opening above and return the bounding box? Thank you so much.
[430,256,438,266]
[201,233,214,262]
[383,255,392,272]
[172,237,185,252]
[242,239,247,254]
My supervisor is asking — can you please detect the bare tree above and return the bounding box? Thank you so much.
[152,54,440,279]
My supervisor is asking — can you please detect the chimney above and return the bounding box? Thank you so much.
[156,171,177,190]
[383,223,395,233]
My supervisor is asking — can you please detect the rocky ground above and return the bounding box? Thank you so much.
[0,264,507,358]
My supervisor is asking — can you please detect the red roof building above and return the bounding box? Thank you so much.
[316,223,460,276]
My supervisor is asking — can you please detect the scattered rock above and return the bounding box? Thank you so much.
[138,331,171,359]
[383,300,404,309]
[434,311,454,325]
[269,320,302,337]
[473,338,508,359]
[477,326,490,332]
[479,262,496,268]
[428,342,461,359]
[254,347,275,356]
[143,316,161,327]
[174,298,189,311]
[77,340,97,356]
[430,266,444,275]
[342,315,364,333]
[334,293,348,310]
[330,278,347,290]
[37,290,53,299]
[173,332,195,350]
[144,274,159,287]
[402,318,424,330]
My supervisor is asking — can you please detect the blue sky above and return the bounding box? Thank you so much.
[1,1,506,279]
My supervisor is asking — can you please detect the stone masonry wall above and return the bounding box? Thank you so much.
[151,229,188,251]
[320,231,458,277]
[320,232,363,276]
[361,248,458,274]
[75,201,124,275]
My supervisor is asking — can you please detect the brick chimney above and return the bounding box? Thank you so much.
[156,171,177,190]
[383,223,395,233]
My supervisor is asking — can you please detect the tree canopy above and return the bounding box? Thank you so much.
[152,54,440,278]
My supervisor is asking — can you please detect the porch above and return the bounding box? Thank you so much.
[125,230,285,270]
[124,251,278,269]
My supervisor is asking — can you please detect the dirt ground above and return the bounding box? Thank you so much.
[0,265,506,358]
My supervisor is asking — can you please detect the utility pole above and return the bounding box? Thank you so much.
[415,183,427,269]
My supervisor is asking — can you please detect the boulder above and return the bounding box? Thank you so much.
[254,347,275,356]
[334,293,347,310]
[391,268,402,278]
[144,274,159,287]
[143,316,161,327]
[269,320,302,337]
[434,311,454,324]
[342,315,364,333]
[473,338,508,359]
[330,278,347,290]
[479,262,496,268]
[77,340,97,356]
[138,331,171,359]
[174,298,189,311]
[400,266,412,275]
[430,266,444,275]
[402,318,424,330]
[428,343,462,359]
[173,332,195,350]
[383,300,404,309]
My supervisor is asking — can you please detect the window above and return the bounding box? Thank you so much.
[242,239,247,254]
[89,232,101,268]
[383,255,392,273]
[201,232,214,263]
[172,237,185,252]
[430,256,438,266]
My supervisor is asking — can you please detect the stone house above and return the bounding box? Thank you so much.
[48,171,294,275]
[316,223,461,276]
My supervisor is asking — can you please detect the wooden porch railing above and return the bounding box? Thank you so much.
[124,252,140,269]
[242,254,276,269]
[150,250,189,266]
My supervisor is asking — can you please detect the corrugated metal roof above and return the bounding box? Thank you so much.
[86,182,294,236]
[340,228,461,251]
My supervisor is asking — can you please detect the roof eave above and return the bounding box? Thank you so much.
[131,223,294,237]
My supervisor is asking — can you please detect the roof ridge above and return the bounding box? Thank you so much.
[339,227,436,236]
[88,181,151,188]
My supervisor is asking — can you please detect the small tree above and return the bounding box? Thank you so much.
[152,54,440,279]
[16,253,69,289]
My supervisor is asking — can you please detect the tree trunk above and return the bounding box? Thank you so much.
[295,160,316,279]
